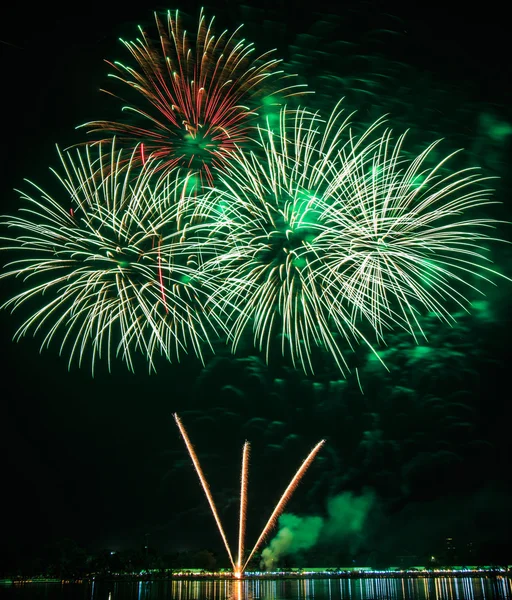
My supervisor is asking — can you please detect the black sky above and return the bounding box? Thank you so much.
[1,0,511,568]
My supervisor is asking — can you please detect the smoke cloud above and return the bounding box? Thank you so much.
[260,490,375,569]
[261,514,323,569]
[323,490,375,545]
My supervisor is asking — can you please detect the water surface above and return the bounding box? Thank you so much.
[1,578,511,600]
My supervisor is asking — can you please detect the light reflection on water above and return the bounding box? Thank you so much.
[1,578,511,600]
[107,578,512,600]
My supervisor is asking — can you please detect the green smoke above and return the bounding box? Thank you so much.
[260,490,375,569]
[323,490,376,552]
[261,514,323,569]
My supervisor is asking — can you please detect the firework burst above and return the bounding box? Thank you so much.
[194,104,509,371]
[0,143,224,373]
[310,128,509,342]
[195,104,385,374]
[82,9,306,184]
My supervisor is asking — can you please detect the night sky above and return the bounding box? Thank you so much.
[1,0,511,570]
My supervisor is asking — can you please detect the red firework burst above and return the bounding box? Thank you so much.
[82,9,306,183]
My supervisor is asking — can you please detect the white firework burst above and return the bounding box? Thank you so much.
[194,103,508,372]
[0,143,223,373]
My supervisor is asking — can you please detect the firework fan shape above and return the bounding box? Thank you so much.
[0,143,225,373]
[82,9,306,184]
[311,127,509,342]
[194,104,386,375]
[194,103,508,374]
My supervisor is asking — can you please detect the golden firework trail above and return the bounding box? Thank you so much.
[241,439,325,572]
[236,441,250,576]
[174,414,324,576]
[173,413,236,570]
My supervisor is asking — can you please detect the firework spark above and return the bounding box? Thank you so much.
[197,104,385,374]
[0,143,224,373]
[311,128,509,342]
[2,97,508,375]
[241,439,325,572]
[173,413,236,571]
[82,9,306,183]
[197,103,508,371]
[237,441,250,576]
[174,414,323,576]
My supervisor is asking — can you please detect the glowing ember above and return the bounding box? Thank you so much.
[173,413,236,570]
[237,441,250,572]
[173,413,324,576]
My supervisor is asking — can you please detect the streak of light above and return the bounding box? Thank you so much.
[242,439,325,571]
[173,413,236,570]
